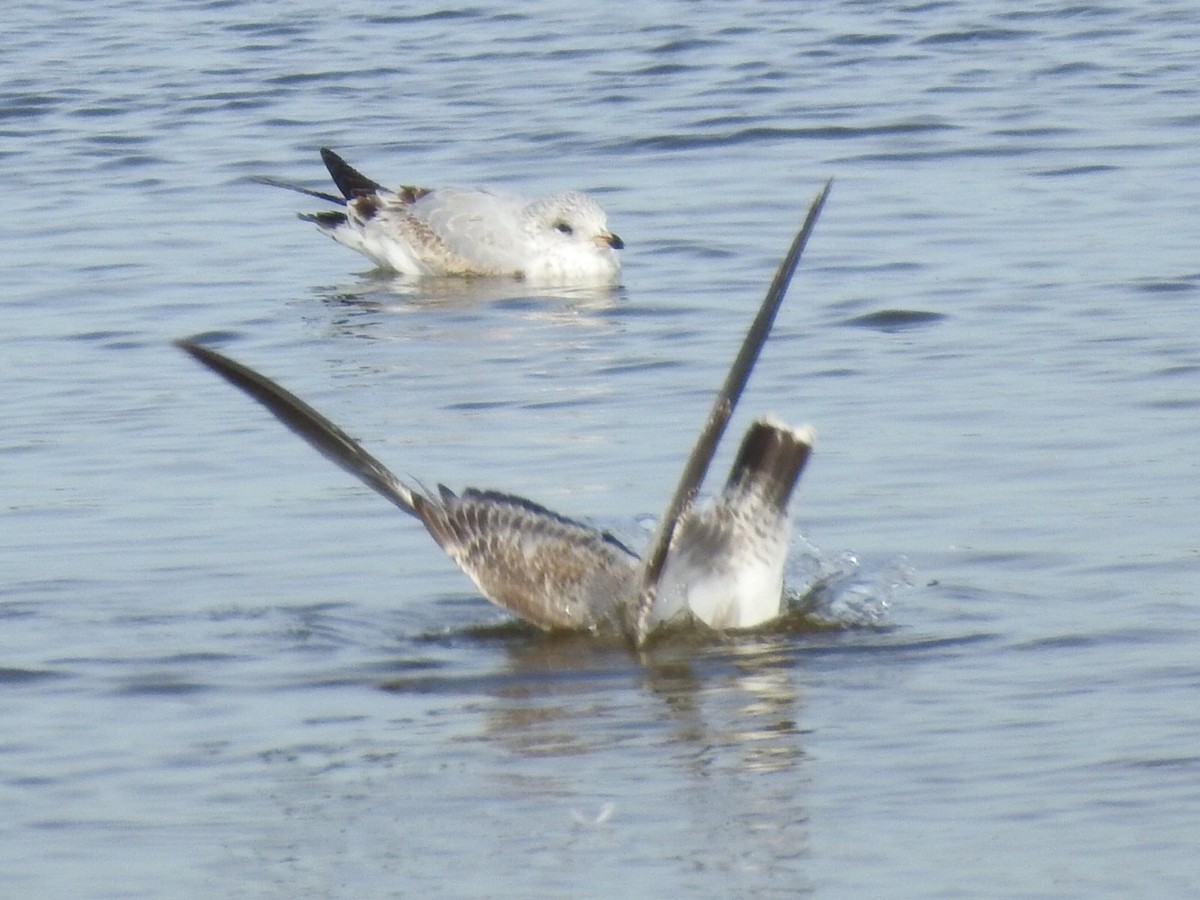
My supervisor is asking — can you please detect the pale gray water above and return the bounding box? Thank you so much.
[3,1,1199,897]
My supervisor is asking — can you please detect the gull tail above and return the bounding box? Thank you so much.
[724,418,813,513]
[644,417,814,633]
[175,339,422,519]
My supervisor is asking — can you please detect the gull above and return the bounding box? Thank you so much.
[256,148,624,285]
[179,180,830,645]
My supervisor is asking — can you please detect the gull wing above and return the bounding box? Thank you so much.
[176,340,637,630]
[319,147,387,198]
[425,487,638,630]
[630,179,832,644]
[176,340,421,516]
[406,187,531,273]
[251,148,384,208]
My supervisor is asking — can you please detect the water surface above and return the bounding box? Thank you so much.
[3,1,1199,896]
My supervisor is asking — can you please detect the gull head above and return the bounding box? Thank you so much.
[522,191,623,284]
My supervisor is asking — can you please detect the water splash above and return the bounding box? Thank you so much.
[784,537,911,629]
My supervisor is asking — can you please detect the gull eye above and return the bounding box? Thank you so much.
[553,221,574,235]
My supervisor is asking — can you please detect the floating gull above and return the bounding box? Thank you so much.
[179,180,830,645]
[257,148,624,285]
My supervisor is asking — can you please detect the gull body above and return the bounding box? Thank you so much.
[262,149,624,285]
[650,417,814,630]
[181,181,830,644]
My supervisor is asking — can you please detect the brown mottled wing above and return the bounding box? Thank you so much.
[178,339,640,631]
[347,196,491,276]
[420,488,640,631]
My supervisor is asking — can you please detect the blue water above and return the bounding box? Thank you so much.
[4,1,1200,896]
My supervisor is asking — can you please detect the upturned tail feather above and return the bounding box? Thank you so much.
[724,419,813,512]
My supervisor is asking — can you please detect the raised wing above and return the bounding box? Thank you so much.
[630,178,833,644]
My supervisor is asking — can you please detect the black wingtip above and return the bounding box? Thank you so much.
[175,336,223,368]
[319,148,386,199]
[175,338,287,413]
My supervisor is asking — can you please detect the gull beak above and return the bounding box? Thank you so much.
[596,231,624,251]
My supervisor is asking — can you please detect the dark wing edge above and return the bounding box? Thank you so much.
[250,175,345,206]
[175,339,421,517]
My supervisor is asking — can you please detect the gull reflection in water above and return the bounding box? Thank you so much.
[456,630,809,767]
[315,273,626,316]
